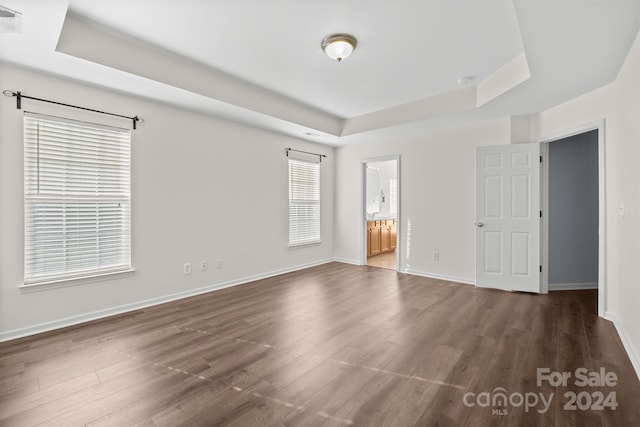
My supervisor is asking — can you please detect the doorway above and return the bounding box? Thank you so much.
[542,124,605,316]
[362,157,399,270]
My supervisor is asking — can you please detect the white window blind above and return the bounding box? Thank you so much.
[24,112,131,285]
[288,158,320,246]
[390,177,398,215]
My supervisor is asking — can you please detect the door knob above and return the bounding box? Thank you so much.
[476,222,484,228]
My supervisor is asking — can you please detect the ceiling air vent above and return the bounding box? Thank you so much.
[0,5,22,33]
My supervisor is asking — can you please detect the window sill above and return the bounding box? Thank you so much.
[20,268,136,293]
[288,240,322,248]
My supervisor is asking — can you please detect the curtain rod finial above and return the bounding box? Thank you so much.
[132,116,144,130]
[3,90,15,97]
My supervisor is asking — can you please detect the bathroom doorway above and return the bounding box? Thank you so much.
[362,156,399,270]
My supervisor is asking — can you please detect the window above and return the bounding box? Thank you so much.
[288,158,320,246]
[24,113,132,285]
[389,177,398,215]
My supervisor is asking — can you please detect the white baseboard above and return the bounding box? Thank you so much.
[404,269,475,286]
[549,282,598,291]
[0,258,335,343]
[333,257,362,266]
[604,311,640,381]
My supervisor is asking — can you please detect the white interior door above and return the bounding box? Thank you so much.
[476,143,541,293]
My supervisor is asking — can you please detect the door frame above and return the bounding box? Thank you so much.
[361,155,401,270]
[540,120,606,317]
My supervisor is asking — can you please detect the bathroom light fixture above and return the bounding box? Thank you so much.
[321,33,357,62]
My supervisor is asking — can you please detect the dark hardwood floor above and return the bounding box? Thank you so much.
[1,262,638,426]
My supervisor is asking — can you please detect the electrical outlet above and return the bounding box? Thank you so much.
[216,258,223,269]
[201,260,208,272]
[432,251,440,261]
[183,263,191,275]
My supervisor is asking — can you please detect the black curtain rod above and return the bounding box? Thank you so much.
[285,147,327,162]
[2,90,143,130]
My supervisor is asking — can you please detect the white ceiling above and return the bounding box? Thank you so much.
[0,0,639,145]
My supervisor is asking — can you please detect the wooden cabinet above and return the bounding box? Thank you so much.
[368,221,381,256]
[367,219,397,257]
[380,224,391,253]
[390,222,397,251]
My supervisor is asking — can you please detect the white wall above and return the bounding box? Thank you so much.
[334,118,512,283]
[533,30,640,374]
[0,64,334,338]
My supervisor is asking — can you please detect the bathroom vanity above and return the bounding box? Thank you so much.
[367,219,397,257]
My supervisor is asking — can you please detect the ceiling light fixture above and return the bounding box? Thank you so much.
[457,75,476,87]
[321,34,357,63]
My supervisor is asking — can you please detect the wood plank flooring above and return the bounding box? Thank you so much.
[0,262,639,426]
[367,251,396,270]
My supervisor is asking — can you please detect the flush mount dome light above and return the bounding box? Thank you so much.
[457,75,476,87]
[321,34,357,62]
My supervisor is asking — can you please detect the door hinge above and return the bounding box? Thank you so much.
[539,265,542,273]
[540,155,543,163]
[540,210,543,218]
